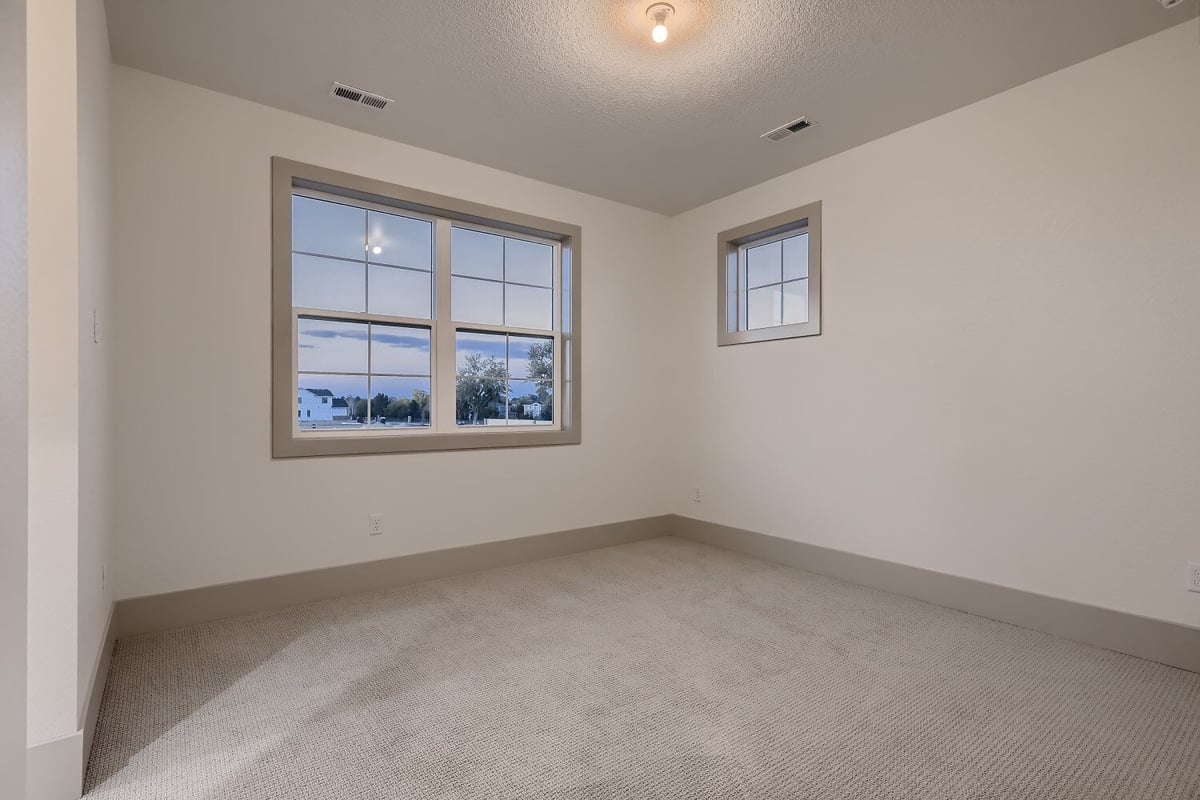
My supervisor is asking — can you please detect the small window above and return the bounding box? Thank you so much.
[717,202,821,346]
[272,158,581,457]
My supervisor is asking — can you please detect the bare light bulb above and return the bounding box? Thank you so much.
[646,3,674,44]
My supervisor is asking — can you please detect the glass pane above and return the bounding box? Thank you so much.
[456,378,507,426]
[509,335,553,379]
[504,238,553,287]
[782,232,809,281]
[726,252,738,332]
[292,195,365,261]
[367,211,431,270]
[370,324,430,375]
[746,285,782,330]
[297,317,368,373]
[452,276,503,325]
[561,249,572,333]
[367,265,431,319]
[783,279,809,325]
[451,227,503,280]
[455,331,507,376]
[366,376,431,428]
[297,374,366,431]
[509,380,553,424]
[505,284,552,330]
[746,240,782,288]
[292,254,365,313]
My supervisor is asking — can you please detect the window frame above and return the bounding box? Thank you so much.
[716,201,822,346]
[272,157,581,458]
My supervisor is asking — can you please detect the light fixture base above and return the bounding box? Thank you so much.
[646,2,675,23]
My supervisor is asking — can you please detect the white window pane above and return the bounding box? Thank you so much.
[726,255,739,332]
[367,265,431,319]
[292,195,365,261]
[561,249,572,332]
[747,285,782,330]
[366,376,431,428]
[455,331,507,375]
[504,238,553,287]
[451,227,503,280]
[368,211,432,270]
[297,375,366,431]
[505,284,552,330]
[746,240,782,288]
[782,232,809,281]
[783,279,809,325]
[508,335,553,379]
[297,317,368,373]
[509,380,552,424]
[369,324,430,375]
[452,277,503,325]
[293,254,365,313]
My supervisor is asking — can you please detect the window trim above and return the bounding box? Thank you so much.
[272,157,582,458]
[716,201,821,346]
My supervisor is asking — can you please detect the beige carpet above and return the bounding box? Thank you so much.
[85,537,1200,799]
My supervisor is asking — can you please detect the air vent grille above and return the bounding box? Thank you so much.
[330,81,393,111]
[761,116,813,142]
[359,93,390,109]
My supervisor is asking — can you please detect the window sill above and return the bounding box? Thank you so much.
[272,426,581,458]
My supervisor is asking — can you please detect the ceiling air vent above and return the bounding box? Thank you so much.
[761,116,814,142]
[329,81,393,111]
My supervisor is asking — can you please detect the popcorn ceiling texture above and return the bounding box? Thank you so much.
[103,0,1198,213]
[85,538,1200,799]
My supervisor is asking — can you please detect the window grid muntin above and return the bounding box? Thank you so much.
[453,330,555,426]
[294,314,432,430]
[449,219,556,331]
[735,225,810,333]
[290,190,563,438]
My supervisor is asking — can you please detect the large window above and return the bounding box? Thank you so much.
[717,202,821,346]
[272,158,581,457]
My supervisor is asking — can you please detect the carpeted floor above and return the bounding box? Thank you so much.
[85,537,1200,799]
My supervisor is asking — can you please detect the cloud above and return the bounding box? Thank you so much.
[371,332,430,350]
[300,323,430,352]
[457,336,507,359]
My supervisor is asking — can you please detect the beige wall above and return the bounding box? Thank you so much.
[26,0,80,746]
[76,0,114,726]
[0,0,28,791]
[26,0,115,757]
[111,67,672,599]
[665,22,1200,628]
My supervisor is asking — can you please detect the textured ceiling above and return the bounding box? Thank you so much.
[104,0,1198,214]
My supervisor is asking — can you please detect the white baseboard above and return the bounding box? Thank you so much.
[113,517,671,637]
[80,602,116,781]
[26,729,82,800]
[669,515,1200,674]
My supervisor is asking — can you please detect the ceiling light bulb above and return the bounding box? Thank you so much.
[646,3,674,44]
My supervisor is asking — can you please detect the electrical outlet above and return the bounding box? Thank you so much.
[369,513,384,536]
[1187,562,1200,593]
[691,488,702,503]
